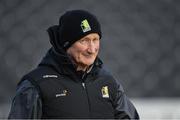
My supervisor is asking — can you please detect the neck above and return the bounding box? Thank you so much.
[76,65,89,71]
[68,54,90,72]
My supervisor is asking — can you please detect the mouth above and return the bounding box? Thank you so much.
[82,53,95,59]
[84,55,94,58]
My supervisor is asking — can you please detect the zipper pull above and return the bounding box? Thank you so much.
[82,82,85,88]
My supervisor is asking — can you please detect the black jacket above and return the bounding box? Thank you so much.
[8,48,139,119]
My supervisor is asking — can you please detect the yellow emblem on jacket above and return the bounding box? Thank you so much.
[101,86,109,98]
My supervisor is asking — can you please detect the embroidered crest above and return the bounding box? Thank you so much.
[81,19,91,32]
[101,86,109,98]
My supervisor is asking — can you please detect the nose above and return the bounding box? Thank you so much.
[87,41,98,54]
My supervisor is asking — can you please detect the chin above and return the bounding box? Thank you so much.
[84,61,95,66]
[80,56,96,66]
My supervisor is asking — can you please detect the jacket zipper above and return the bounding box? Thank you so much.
[81,73,91,118]
[82,82,85,88]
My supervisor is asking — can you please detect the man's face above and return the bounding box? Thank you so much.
[67,33,100,68]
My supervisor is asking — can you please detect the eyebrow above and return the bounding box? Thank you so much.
[83,36,99,40]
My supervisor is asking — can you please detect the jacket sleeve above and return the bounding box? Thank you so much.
[113,80,140,119]
[8,80,42,119]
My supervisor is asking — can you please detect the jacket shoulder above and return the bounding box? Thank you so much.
[18,66,58,86]
[98,67,124,92]
[98,67,113,78]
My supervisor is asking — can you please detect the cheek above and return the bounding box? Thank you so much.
[74,49,85,61]
[96,42,100,50]
[95,45,100,54]
[97,45,100,52]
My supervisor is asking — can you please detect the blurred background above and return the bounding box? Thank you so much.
[0,0,180,119]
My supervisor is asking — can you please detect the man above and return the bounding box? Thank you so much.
[8,10,139,119]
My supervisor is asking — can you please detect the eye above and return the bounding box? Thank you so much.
[79,39,85,43]
[79,38,88,45]
[93,38,99,43]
